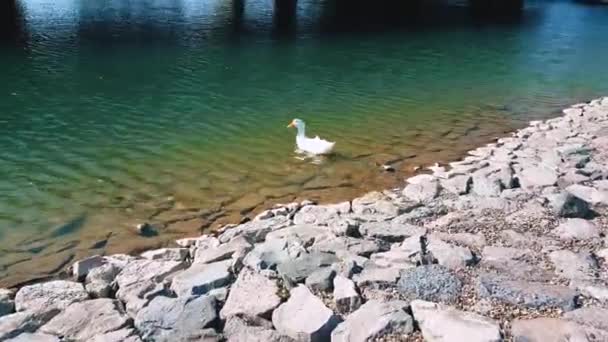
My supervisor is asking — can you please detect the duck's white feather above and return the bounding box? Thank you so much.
[296,135,335,155]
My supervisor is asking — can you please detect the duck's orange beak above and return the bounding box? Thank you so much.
[287,121,295,128]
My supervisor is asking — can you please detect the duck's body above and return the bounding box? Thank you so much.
[288,118,335,155]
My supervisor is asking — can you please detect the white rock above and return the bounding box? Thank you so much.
[518,165,558,189]
[567,184,608,206]
[440,175,471,195]
[411,300,501,342]
[15,281,89,314]
[72,255,107,280]
[551,218,599,240]
[402,178,440,203]
[224,316,292,342]
[90,328,142,342]
[5,332,61,342]
[333,276,361,314]
[171,260,232,297]
[549,250,598,280]
[40,299,130,341]
[331,300,413,342]
[272,285,338,342]
[0,310,60,341]
[194,236,252,264]
[141,248,189,261]
[511,318,596,342]
[220,268,281,319]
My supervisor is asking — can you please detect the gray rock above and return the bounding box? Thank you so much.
[135,295,217,342]
[310,236,387,258]
[171,260,232,297]
[472,173,503,197]
[430,232,486,249]
[397,265,462,303]
[90,328,143,342]
[518,165,558,189]
[5,333,61,342]
[399,235,474,270]
[277,252,339,284]
[552,218,600,240]
[354,266,401,289]
[85,263,121,298]
[571,281,608,303]
[511,318,597,342]
[330,219,360,237]
[331,300,413,342]
[219,215,292,243]
[141,248,189,262]
[547,192,590,218]
[402,176,440,203]
[0,309,60,341]
[564,307,608,332]
[351,192,403,220]
[115,259,186,315]
[220,268,281,320]
[72,255,107,280]
[481,246,531,263]
[359,221,424,242]
[243,239,292,271]
[567,184,608,206]
[224,316,294,342]
[549,250,598,280]
[194,236,253,264]
[305,268,336,292]
[476,274,578,310]
[331,259,363,279]
[272,285,339,342]
[440,175,472,195]
[410,300,501,342]
[40,299,130,341]
[333,276,361,314]
[0,289,15,317]
[369,249,416,269]
[293,203,348,226]
[15,280,89,314]
[266,225,331,246]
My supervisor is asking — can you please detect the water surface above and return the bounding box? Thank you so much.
[1,0,608,286]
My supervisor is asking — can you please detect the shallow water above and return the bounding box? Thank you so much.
[1,0,608,286]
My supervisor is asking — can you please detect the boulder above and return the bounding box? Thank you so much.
[518,165,558,189]
[351,192,403,219]
[440,175,471,195]
[551,218,600,240]
[266,225,330,246]
[511,318,598,342]
[272,285,339,342]
[397,265,462,304]
[218,215,291,243]
[40,299,130,340]
[72,255,107,280]
[548,250,598,280]
[15,280,89,314]
[0,289,15,317]
[331,300,413,342]
[564,307,608,332]
[141,248,189,262]
[305,268,336,292]
[354,266,401,289]
[567,184,608,206]
[410,300,501,342]
[0,309,60,341]
[546,192,590,218]
[370,249,416,269]
[481,246,531,263]
[85,263,121,298]
[570,281,608,303]
[333,276,361,314]
[399,235,474,270]
[277,252,339,285]
[293,203,348,226]
[224,316,293,342]
[359,221,424,242]
[220,268,281,320]
[471,173,502,197]
[310,236,387,258]
[402,177,440,203]
[90,328,143,342]
[329,219,360,237]
[134,295,217,342]
[476,274,578,310]
[5,333,61,342]
[430,232,486,250]
[194,236,252,264]
[243,239,292,271]
[171,260,232,297]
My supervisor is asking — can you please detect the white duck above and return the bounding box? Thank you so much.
[287,118,335,155]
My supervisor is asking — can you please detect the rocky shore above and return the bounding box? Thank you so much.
[1,97,608,341]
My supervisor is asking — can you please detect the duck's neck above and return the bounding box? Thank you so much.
[296,125,306,137]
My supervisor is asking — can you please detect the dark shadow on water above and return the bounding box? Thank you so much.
[49,214,87,238]
[0,0,27,47]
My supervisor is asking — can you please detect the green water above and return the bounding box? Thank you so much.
[1,0,608,285]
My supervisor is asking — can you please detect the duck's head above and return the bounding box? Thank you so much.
[287,118,305,130]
